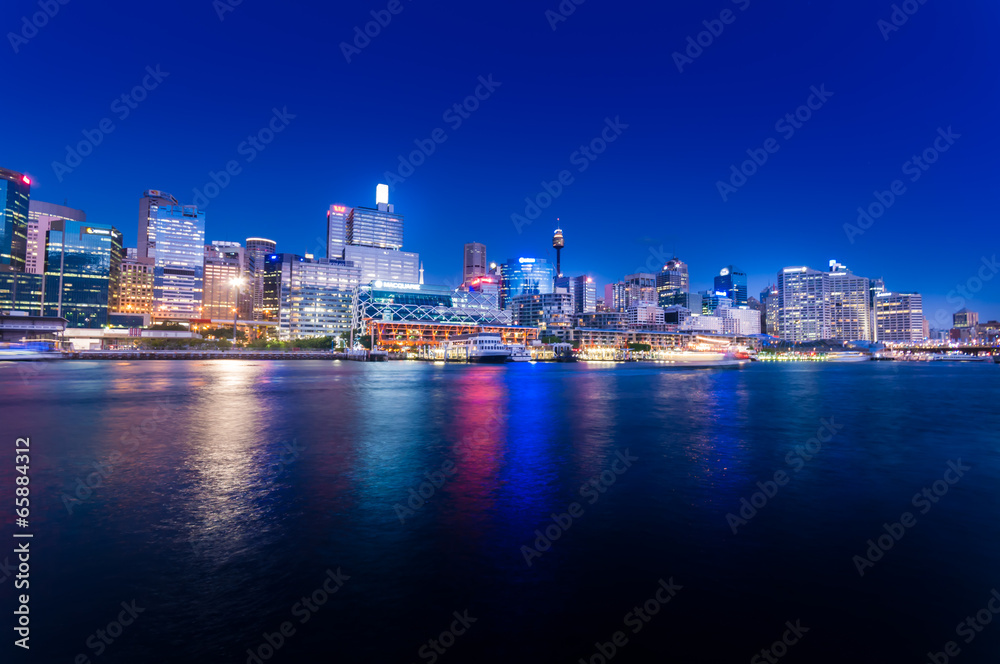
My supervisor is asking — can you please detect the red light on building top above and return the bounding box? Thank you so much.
[333,205,347,213]
[22,175,31,185]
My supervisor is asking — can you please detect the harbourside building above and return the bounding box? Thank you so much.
[327,186,419,285]
[760,285,779,336]
[0,168,30,274]
[777,266,831,343]
[874,291,924,343]
[115,251,154,315]
[27,201,86,275]
[353,280,536,351]
[714,265,748,307]
[203,241,244,320]
[139,194,205,321]
[264,253,361,339]
[827,260,871,341]
[463,242,488,287]
[42,220,123,328]
[511,291,574,336]
[498,257,556,309]
[245,237,277,321]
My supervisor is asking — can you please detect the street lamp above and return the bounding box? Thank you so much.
[230,276,247,349]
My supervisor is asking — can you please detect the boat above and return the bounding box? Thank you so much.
[931,353,993,363]
[826,351,870,363]
[444,333,510,364]
[507,344,531,362]
[651,350,747,368]
[551,342,577,362]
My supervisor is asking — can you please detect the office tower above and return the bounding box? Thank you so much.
[498,257,556,309]
[604,284,616,311]
[868,278,886,341]
[777,266,831,342]
[27,201,86,275]
[264,253,361,338]
[203,242,245,319]
[827,260,871,341]
[146,203,205,320]
[116,251,154,315]
[511,291,573,334]
[656,264,686,307]
[344,246,420,285]
[714,265,747,307]
[347,185,403,249]
[0,167,31,273]
[552,227,564,277]
[760,285,779,336]
[570,275,596,314]
[721,307,762,335]
[137,190,179,260]
[875,292,923,342]
[700,291,732,314]
[953,308,978,329]
[622,273,658,308]
[327,204,349,259]
[245,238,277,321]
[463,242,487,287]
[42,221,123,328]
[664,257,689,292]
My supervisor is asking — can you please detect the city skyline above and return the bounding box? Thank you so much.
[2,1,997,320]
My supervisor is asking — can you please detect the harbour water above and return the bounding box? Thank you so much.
[2,360,999,662]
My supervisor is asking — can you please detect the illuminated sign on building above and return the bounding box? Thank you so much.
[373,281,421,291]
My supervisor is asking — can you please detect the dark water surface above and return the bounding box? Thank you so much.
[2,360,999,663]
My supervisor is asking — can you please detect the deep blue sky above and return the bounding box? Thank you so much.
[4,0,998,322]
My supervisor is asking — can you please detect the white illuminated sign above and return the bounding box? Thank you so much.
[518,257,536,264]
[374,281,420,290]
[376,184,389,205]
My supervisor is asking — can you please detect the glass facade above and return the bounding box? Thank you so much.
[245,238,277,321]
[714,265,748,307]
[498,258,556,309]
[0,168,30,273]
[265,253,361,339]
[43,221,123,328]
[0,273,44,314]
[148,205,205,320]
[203,242,244,320]
[347,206,403,250]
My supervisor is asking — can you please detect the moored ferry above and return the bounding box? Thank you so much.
[445,333,510,363]
[507,344,531,362]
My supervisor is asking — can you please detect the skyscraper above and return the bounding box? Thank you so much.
[664,257,689,292]
[498,257,556,309]
[137,190,179,260]
[463,242,487,287]
[777,266,831,342]
[42,220,123,328]
[714,265,747,307]
[0,167,30,273]
[331,185,419,285]
[346,185,403,249]
[203,242,244,319]
[326,204,349,259]
[875,292,923,342]
[245,237,277,321]
[265,253,361,338]
[953,308,978,329]
[116,252,154,315]
[570,275,596,314]
[760,285,779,336]
[622,273,658,308]
[827,260,871,341]
[27,201,86,275]
[146,203,205,320]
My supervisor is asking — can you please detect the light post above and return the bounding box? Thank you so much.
[230,276,247,350]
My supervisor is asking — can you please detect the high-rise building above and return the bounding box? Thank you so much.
[326,204,350,259]
[146,203,205,320]
[721,307,762,335]
[137,190,179,260]
[714,265,747,307]
[700,291,732,314]
[116,252,154,315]
[42,220,123,328]
[570,275,596,314]
[656,264,686,307]
[622,273,658,308]
[203,242,245,320]
[552,227,565,277]
[511,291,573,336]
[760,285,779,336]
[0,168,31,273]
[264,253,361,339]
[777,266,831,342]
[245,238,277,321]
[27,201,85,275]
[344,245,420,285]
[463,242,487,287]
[498,258,556,309]
[346,185,403,249]
[875,292,923,342]
[953,308,978,329]
[664,257,689,293]
[827,260,871,341]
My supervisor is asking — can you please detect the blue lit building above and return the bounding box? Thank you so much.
[147,204,205,320]
[714,265,747,307]
[498,257,556,309]
[42,221,123,328]
[0,168,31,273]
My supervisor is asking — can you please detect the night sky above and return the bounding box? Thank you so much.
[3,0,998,322]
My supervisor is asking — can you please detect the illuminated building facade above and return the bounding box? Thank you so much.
[0,167,30,273]
[116,254,154,315]
[326,204,349,259]
[760,285,780,336]
[346,185,403,250]
[875,292,923,343]
[953,308,978,329]
[203,241,244,319]
[511,291,573,332]
[27,201,85,275]
[463,242,487,287]
[265,253,360,339]
[827,260,871,341]
[714,265,748,307]
[245,237,276,321]
[498,258,556,309]
[42,221,123,328]
[147,204,205,320]
[777,266,831,342]
[343,245,420,284]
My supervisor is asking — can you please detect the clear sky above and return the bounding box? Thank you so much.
[3,0,998,323]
